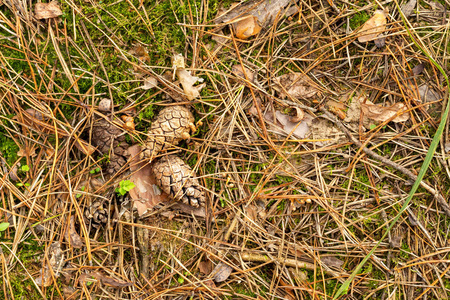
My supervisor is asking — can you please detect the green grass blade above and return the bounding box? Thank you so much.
[333,2,450,298]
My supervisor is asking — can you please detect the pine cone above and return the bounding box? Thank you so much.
[152,155,205,207]
[91,117,128,174]
[84,200,108,228]
[141,106,195,161]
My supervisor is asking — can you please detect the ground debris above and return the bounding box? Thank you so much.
[35,1,62,20]
[128,145,170,216]
[273,73,321,99]
[357,10,387,43]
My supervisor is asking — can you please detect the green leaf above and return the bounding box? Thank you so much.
[177,277,184,284]
[95,167,100,172]
[81,186,85,191]
[76,193,82,198]
[369,124,376,130]
[24,183,30,187]
[16,182,23,187]
[21,165,30,172]
[89,169,96,174]
[120,180,135,192]
[0,222,10,231]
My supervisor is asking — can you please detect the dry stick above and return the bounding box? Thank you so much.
[320,107,450,217]
[240,252,347,280]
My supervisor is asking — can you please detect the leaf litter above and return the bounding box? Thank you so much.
[2,0,450,299]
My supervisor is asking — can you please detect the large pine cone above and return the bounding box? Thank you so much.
[153,155,205,207]
[141,106,195,161]
[91,117,128,174]
[84,200,108,228]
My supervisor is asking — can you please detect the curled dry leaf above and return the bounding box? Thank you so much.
[35,1,62,20]
[361,102,409,123]
[273,73,320,99]
[272,111,313,139]
[232,15,261,39]
[232,65,254,83]
[64,216,83,249]
[199,260,213,275]
[211,262,233,283]
[173,54,205,100]
[142,76,158,90]
[127,145,169,216]
[357,10,387,43]
[98,98,112,112]
[289,107,304,123]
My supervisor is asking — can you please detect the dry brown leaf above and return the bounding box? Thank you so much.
[231,65,254,83]
[35,1,62,20]
[273,73,320,99]
[64,216,83,249]
[361,102,409,123]
[401,0,417,18]
[357,10,387,43]
[127,145,169,216]
[17,146,36,157]
[327,100,347,120]
[199,260,213,275]
[35,242,64,286]
[74,139,96,156]
[142,76,158,90]
[232,15,261,39]
[289,107,304,123]
[412,63,425,76]
[131,44,150,63]
[91,272,133,288]
[211,262,233,283]
[272,111,313,139]
[321,256,344,269]
[173,54,205,100]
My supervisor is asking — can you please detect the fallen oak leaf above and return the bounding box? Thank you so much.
[232,15,261,39]
[361,102,410,123]
[357,10,387,43]
[173,54,205,100]
[35,1,62,20]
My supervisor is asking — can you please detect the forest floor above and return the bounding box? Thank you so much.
[1,0,450,299]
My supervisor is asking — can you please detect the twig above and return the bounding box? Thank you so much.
[240,252,348,280]
[320,107,450,217]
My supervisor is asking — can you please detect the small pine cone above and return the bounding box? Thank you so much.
[91,117,128,174]
[153,155,205,207]
[84,200,108,228]
[141,106,195,160]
